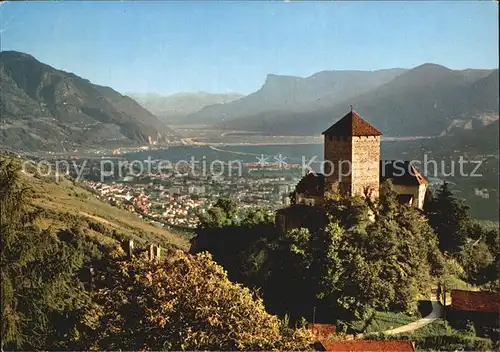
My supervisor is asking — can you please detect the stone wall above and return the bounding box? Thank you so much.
[324,135,381,200]
[324,135,352,197]
[351,136,380,200]
[417,184,427,209]
[296,193,324,207]
[392,184,427,209]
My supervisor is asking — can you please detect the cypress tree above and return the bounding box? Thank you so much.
[425,182,471,254]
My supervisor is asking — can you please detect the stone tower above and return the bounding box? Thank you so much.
[322,109,382,199]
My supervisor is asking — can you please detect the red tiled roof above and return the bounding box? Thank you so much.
[318,340,415,352]
[308,324,337,340]
[451,289,500,313]
[322,111,382,136]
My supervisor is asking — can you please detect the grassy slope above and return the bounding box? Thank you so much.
[19,168,188,250]
[350,311,420,334]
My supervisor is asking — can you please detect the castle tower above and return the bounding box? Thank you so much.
[322,109,382,199]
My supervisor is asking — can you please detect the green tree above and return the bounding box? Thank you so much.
[324,192,371,231]
[198,198,239,228]
[481,227,500,290]
[263,223,346,322]
[193,182,444,325]
[310,222,343,302]
[425,182,471,254]
[241,207,275,227]
[199,206,230,228]
[335,181,444,315]
[459,241,494,284]
[264,227,314,320]
[214,197,238,219]
[458,223,499,286]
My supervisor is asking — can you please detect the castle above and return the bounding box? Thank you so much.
[277,109,428,232]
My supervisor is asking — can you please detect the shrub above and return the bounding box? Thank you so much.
[88,221,107,234]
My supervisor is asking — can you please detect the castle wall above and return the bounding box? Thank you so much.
[351,136,380,199]
[296,193,324,207]
[417,184,427,209]
[392,183,427,210]
[324,135,352,197]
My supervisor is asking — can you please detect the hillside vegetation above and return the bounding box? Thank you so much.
[16,157,188,250]
[192,183,499,345]
[0,156,313,350]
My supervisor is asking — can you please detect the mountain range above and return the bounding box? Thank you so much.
[185,69,407,125]
[129,92,243,122]
[0,51,498,152]
[187,64,498,137]
[0,51,172,152]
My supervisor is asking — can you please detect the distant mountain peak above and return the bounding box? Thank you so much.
[414,63,450,70]
[263,73,302,84]
[128,91,244,120]
[0,51,41,67]
[1,50,36,59]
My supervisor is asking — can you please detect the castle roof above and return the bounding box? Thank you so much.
[380,161,428,186]
[322,110,382,137]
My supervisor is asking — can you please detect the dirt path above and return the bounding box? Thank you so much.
[79,211,119,228]
[352,299,443,340]
[383,299,443,335]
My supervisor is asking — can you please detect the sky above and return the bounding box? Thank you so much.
[0,1,498,95]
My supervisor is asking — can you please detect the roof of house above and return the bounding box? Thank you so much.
[322,110,382,137]
[317,340,415,352]
[380,161,428,186]
[451,289,500,313]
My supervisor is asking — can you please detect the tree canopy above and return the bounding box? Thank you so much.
[192,180,445,326]
[85,250,314,351]
[425,182,471,254]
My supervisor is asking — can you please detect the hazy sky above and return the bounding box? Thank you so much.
[1,1,498,95]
